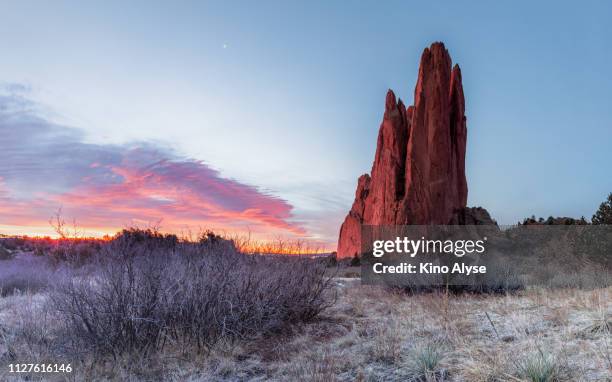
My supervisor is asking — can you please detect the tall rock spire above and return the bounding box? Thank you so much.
[337,42,469,258]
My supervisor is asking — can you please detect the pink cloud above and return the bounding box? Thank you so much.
[0,91,309,240]
[50,154,306,236]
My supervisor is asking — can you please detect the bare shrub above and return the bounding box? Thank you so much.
[46,239,102,266]
[0,237,26,251]
[0,245,12,260]
[48,232,335,359]
[0,276,47,297]
[0,257,52,297]
[10,300,60,363]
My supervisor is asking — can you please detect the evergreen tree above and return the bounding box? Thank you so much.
[592,193,612,224]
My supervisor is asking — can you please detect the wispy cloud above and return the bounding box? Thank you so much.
[0,84,306,239]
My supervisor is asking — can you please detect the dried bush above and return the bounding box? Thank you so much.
[47,239,102,265]
[49,234,335,359]
[0,249,12,262]
[0,256,52,297]
[0,276,47,297]
[0,237,26,251]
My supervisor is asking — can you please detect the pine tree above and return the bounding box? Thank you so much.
[592,193,612,224]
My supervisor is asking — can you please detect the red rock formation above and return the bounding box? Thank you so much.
[337,42,470,258]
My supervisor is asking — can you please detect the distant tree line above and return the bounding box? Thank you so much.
[520,192,612,225]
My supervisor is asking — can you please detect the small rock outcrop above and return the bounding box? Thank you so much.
[338,42,485,258]
[449,207,497,226]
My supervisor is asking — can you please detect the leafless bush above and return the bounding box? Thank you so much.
[0,256,52,297]
[0,237,26,251]
[48,233,336,359]
[0,245,12,260]
[6,236,102,265]
[47,239,102,265]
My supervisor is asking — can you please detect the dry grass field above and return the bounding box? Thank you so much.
[0,231,610,381]
[182,283,611,381]
[1,272,610,381]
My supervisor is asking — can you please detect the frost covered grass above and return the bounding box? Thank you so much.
[0,232,335,381]
[0,243,610,380]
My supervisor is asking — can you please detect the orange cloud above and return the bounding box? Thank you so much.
[47,156,307,238]
[0,91,312,243]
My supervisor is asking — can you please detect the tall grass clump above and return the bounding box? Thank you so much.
[48,230,335,359]
[410,342,446,381]
[517,350,558,382]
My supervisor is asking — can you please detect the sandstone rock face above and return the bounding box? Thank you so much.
[338,42,473,258]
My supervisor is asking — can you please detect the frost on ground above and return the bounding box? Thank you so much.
[0,264,610,382]
[195,283,611,382]
[0,276,611,381]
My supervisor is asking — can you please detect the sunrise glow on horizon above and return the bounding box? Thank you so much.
[0,120,318,246]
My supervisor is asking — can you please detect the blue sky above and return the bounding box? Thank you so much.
[0,1,611,244]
